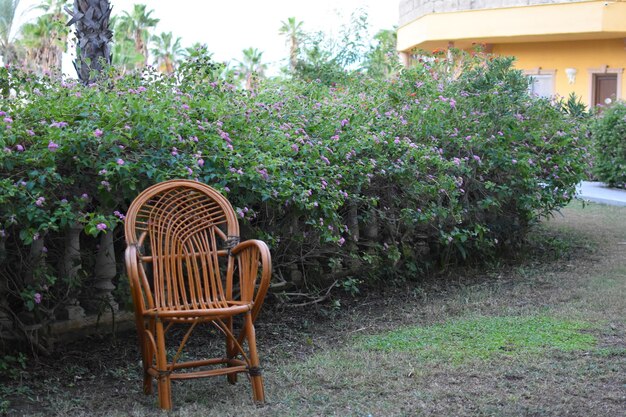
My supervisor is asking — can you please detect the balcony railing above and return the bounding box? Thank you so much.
[399,0,595,26]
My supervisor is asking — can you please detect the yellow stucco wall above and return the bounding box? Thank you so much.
[397,1,626,106]
[397,1,626,52]
[493,39,626,105]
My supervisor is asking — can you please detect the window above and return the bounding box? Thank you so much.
[523,69,556,98]
[528,74,555,98]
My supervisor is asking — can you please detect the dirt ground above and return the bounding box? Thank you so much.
[2,200,625,416]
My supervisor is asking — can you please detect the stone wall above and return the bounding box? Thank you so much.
[399,0,595,26]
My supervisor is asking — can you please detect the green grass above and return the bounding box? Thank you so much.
[362,315,597,364]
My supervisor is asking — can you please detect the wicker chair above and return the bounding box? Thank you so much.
[124,180,271,410]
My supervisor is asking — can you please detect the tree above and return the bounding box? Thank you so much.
[110,15,140,72]
[364,28,399,79]
[278,16,303,73]
[0,0,21,65]
[237,47,266,90]
[150,31,182,74]
[114,3,158,70]
[19,0,69,74]
[182,42,210,59]
[293,9,370,85]
[65,0,113,84]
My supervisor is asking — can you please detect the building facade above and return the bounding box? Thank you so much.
[397,0,626,106]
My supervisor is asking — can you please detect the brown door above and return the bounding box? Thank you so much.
[594,74,618,106]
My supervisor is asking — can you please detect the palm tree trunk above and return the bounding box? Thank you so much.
[66,0,113,83]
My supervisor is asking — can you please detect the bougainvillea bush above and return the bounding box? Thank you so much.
[0,51,588,334]
[591,101,626,188]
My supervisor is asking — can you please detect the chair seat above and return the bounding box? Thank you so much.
[143,301,253,320]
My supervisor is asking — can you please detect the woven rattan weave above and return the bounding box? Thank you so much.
[124,180,271,410]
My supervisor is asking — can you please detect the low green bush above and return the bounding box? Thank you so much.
[591,101,626,187]
[0,50,588,333]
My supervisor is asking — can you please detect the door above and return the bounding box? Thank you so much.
[593,74,618,106]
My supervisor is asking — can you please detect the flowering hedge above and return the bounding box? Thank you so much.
[0,51,588,326]
[591,101,626,187]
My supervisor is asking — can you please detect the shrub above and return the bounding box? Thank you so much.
[0,50,589,339]
[591,101,626,187]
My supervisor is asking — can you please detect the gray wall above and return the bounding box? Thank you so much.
[399,0,593,26]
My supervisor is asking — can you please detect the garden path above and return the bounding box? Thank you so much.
[577,181,626,206]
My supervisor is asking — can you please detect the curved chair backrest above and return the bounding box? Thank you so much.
[125,180,239,310]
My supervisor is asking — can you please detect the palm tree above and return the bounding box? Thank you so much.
[66,0,113,83]
[150,31,182,74]
[0,0,21,65]
[19,0,69,73]
[110,15,139,72]
[237,47,266,90]
[115,4,158,69]
[278,17,303,72]
[182,42,211,59]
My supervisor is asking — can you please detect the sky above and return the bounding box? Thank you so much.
[14,0,399,76]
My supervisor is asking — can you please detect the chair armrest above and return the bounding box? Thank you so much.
[230,239,271,322]
[124,245,146,314]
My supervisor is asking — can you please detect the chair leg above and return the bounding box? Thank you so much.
[141,332,154,394]
[155,319,172,410]
[225,317,238,385]
[244,313,265,403]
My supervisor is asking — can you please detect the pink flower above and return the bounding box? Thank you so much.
[181,104,190,110]
[171,147,178,156]
[96,223,107,231]
[257,168,269,180]
[35,197,45,207]
[338,237,346,246]
[16,144,24,151]
[340,119,349,127]
[291,144,299,152]
[48,141,59,151]
[3,117,13,123]
[116,158,125,165]
[27,130,35,136]
[93,129,103,137]
[34,293,42,304]
[113,210,126,220]
[197,158,204,167]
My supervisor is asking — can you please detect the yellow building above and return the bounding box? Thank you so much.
[397,0,626,106]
